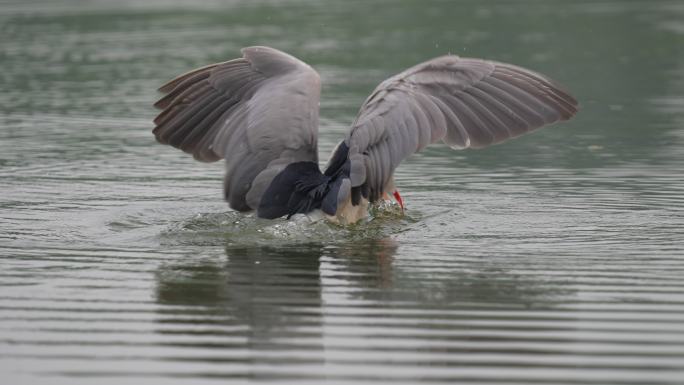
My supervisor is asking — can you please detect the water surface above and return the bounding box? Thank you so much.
[1,0,684,384]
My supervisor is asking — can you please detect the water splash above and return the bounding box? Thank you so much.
[158,202,417,247]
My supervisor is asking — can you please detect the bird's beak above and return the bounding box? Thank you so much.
[393,190,404,212]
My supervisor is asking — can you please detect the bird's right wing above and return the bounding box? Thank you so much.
[342,55,578,203]
[153,46,321,211]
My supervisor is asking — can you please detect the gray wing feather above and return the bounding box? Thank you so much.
[153,46,320,211]
[344,55,578,202]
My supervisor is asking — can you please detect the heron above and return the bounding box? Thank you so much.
[153,46,578,224]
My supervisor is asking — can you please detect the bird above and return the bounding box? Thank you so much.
[152,46,578,224]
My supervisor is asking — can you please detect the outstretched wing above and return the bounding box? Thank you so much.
[153,46,321,211]
[342,55,578,203]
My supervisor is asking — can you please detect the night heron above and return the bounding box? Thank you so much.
[153,46,578,224]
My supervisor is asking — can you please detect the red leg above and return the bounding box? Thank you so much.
[392,190,404,212]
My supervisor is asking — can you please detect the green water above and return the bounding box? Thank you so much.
[1,0,684,384]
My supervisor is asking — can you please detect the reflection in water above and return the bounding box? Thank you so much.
[324,238,399,291]
[156,244,326,377]
[154,240,399,379]
[156,244,334,378]
[153,236,583,381]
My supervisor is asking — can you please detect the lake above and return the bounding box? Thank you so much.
[1,0,684,384]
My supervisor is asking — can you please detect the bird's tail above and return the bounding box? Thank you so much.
[256,161,347,219]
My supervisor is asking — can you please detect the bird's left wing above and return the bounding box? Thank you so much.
[153,46,321,211]
[341,55,578,203]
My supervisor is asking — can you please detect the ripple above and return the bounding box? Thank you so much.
[2,0,684,384]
